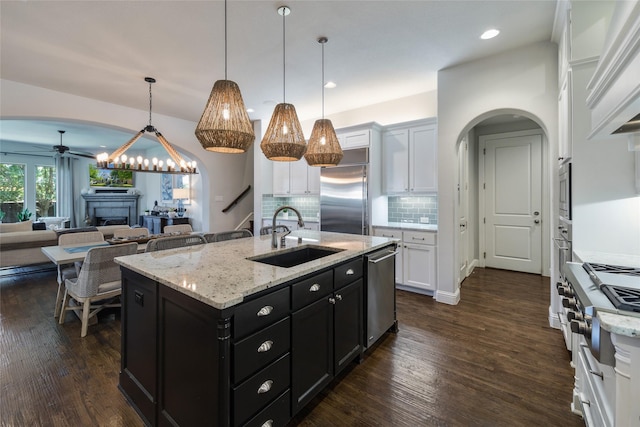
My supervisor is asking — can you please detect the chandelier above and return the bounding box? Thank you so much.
[96,77,197,175]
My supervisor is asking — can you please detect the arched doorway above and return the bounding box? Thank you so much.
[456,111,551,284]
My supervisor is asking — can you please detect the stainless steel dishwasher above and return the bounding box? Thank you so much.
[365,246,398,349]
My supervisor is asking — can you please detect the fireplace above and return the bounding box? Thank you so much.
[82,193,140,227]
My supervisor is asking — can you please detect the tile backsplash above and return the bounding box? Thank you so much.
[262,195,320,219]
[388,195,438,224]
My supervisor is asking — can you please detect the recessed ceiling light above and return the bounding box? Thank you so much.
[324,81,336,89]
[246,108,254,113]
[481,29,500,40]
[99,145,106,148]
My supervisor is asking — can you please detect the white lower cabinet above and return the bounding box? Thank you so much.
[373,227,437,293]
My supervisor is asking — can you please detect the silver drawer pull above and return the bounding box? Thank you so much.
[309,284,320,292]
[382,234,393,238]
[261,421,274,427]
[257,380,273,394]
[412,236,426,241]
[335,294,342,301]
[257,306,273,317]
[257,340,273,353]
[345,268,354,275]
[589,369,604,380]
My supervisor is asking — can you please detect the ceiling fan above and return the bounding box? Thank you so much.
[4,130,97,159]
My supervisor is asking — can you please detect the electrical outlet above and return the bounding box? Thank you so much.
[420,217,430,224]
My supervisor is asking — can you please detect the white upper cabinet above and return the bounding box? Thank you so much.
[338,128,371,149]
[382,119,437,194]
[273,160,320,196]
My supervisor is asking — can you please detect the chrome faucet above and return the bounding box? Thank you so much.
[271,206,305,249]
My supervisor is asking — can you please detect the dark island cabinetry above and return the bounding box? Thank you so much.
[119,253,378,427]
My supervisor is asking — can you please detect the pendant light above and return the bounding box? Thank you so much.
[304,37,343,167]
[260,6,307,162]
[195,0,255,153]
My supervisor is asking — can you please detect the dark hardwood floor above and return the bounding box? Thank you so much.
[0,265,583,426]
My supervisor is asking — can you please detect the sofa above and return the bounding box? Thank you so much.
[0,220,129,268]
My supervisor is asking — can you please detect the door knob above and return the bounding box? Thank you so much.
[533,211,539,216]
[534,219,540,224]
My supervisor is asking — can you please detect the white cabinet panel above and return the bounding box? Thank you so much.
[382,120,437,194]
[403,243,436,291]
[381,129,409,194]
[272,160,320,196]
[338,129,370,149]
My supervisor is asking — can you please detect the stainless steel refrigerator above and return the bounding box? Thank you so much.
[320,148,369,235]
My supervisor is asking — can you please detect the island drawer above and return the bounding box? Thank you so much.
[233,353,290,426]
[334,258,363,289]
[233,316,291,384]
[241,389,290,427]
[234,287,290,339]
[291,270,333,311]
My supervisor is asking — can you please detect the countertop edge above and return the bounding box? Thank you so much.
[598,311,640,338]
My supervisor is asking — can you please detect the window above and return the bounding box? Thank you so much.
[36,165,56,217]
[0,163,26,223]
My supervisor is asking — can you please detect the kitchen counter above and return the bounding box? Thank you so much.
[262,216,319,224]
[598,311,640,338]
[372,221,437,232]
[573,250,640,268]
[115,230,395,309]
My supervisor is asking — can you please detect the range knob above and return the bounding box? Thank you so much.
[557,285,574,297]
[562,297,577,310]
[567,311,583,322]
[570,319,591,337]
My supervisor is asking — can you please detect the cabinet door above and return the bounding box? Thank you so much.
[306,165,320,195]
[403,242,436,291]
[339,129,370,149]
[334,279,363,374]
[382,129,409,194]
[273,162,290,196]
[291,297,333,415]
[120,271,158,426]
[409,125,437,193]
[289,160,309,195]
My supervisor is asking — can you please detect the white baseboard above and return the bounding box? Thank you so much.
[435,288,460,305]
[548,305,561,329]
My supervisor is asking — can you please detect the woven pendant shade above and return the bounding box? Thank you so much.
[260,103,307,161]
[305,119,343,166]
[195,80,255,153]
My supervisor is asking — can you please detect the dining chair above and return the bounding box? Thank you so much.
[58,242,137,337]
[164,224,193,234]
[55,231,105,317]
[145,234,207,252]
[113,227,150,239]
[210,229,253,242]
[259,225,290,236]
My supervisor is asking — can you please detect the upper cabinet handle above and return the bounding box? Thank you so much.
[309,284,320,292]
[346,268,354,275]
[257,306,273,317]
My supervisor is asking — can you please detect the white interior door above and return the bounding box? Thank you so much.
[481,131,542,274]
[457,138,469,282]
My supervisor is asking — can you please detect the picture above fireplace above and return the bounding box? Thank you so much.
[89,164,134,188]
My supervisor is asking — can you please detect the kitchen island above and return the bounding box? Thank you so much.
[114,230,397,427]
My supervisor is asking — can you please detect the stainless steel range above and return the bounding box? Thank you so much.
[560,262,640,365]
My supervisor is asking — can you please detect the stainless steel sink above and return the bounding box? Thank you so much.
[248,245,344,268]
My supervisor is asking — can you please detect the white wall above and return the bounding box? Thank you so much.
[0,79,255,232]
[437,41,559,304]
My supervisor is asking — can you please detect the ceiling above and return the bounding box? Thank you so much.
[0,0,557,154]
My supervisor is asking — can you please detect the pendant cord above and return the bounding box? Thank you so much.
[282,9,286,103]
[224,0,228,80]
[148,81,153,127]
[321,41,325,119]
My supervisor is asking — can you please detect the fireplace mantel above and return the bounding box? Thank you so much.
[82,193,140,226]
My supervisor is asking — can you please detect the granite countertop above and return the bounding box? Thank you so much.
[115,230,396,310]
[598,311,640,338]
[372,221,437,232]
